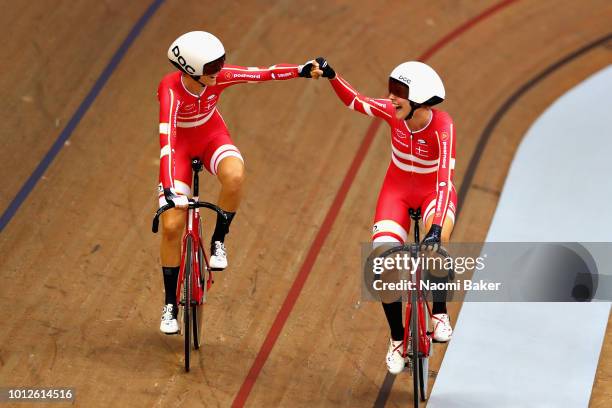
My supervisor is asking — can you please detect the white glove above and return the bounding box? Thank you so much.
[163,187,190,209]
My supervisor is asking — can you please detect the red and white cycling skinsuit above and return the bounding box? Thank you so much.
[329,75,457,243]
[157,64,300,206]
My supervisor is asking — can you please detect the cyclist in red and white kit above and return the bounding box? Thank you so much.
[158,31,319,334]
[314,58,455,374]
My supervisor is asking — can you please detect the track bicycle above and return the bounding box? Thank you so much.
[378,208,453,406]
[152,158,228,372]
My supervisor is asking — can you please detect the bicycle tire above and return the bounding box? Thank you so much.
[184,236,192,372]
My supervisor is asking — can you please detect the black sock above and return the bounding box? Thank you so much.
[162,266,179,305]
[211,211,236,244]
[382,301,405,341]
[432,302,447,315]
[429,273,448,315]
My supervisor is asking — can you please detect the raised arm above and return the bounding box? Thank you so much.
[313,57,394,122]
[216,61,317,88]
[329,74,394,122]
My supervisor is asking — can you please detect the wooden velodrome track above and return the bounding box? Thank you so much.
[1,0,611,406]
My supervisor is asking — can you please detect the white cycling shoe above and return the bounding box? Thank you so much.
[160,304,179,335]
[210,241,228,270]
[432,313,453,342]
[385,339,406,375]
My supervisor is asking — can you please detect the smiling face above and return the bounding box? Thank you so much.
[388,93,411,120]
[388,78,411,120]
[182,70,220,92]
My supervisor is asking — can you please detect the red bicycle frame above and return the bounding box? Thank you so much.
[176,197,213,307]
[402,263,432,359]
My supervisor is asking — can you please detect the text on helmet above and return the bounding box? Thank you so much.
[398,75,411,84]
[171,46,196,74]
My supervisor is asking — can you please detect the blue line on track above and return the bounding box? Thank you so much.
[0,0,165,234]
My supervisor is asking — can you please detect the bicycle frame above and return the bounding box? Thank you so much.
[175,204,212,308]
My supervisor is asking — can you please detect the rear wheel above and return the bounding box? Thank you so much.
[192,305,199,349]
[183,237,192,372]
[193,243,205,349]
[419,302,431,401]
[194,304,204,350]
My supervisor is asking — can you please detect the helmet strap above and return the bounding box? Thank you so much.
[405,101,421,121]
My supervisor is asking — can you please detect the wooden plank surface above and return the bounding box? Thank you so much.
[0,1,610,406]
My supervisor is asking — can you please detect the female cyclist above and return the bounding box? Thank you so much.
[314,57,455,374]
[157,31,318,334]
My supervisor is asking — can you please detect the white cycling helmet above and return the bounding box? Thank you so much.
[168,31,225,77]
[389,61,445,105]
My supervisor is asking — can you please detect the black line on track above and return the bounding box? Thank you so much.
[0,0,165,234]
